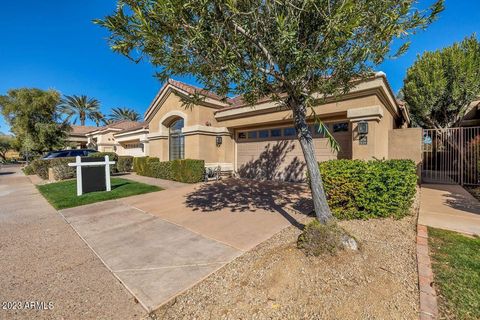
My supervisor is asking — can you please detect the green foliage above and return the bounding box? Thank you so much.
[133,156,149,175]
[37,178,161,210]
[318,159,417,219]
[0,134,14,161]
[170,159,205,183]
[30,157,76,180]
[0,88,69,153]
[297,220,348,256]
[429,227,480,319]
[109,107,140,121]
[96,0,442,106]
[58,94,103,126]
[49,158,76,180]
[89,152,119,173]
[22,164,35,175]
[403,35,480,128]
[89,152,118,161]
[147,161,173,180]
[30,159,51,179]
[117,156,134,172]
[135,158,205,183]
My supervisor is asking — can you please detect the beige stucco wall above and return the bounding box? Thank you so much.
[388,128,423,176]
[147,92,235,164]
[148,92,219,132]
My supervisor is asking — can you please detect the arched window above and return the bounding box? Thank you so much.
[169,118,184,160]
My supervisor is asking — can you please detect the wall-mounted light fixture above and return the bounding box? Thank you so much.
[216,136,223,146]
[358,121,368,134]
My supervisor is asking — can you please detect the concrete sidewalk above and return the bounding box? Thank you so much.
[0,165,145,320]
[60,198,242,312]
[419,184,480,236]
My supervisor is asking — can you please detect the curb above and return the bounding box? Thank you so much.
[417,224,439,320]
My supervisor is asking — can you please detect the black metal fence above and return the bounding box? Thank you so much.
[422,127,480,185]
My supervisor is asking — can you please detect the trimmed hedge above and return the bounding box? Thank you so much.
[318,159,417,219]
[117,156,134,173]
[30,157,76,180]
[22,164,35,175]
[89,152,119,173]
[30,159,51,179]
[135,158,205,183]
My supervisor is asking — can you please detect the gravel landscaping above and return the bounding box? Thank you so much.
[151,192,420,320]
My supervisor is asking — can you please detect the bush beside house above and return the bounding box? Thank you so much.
[318,159,417,220]
[25,152,134,181]
[134,157,205,183]
[117,156,134,173]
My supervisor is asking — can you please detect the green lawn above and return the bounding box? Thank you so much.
[37,178,161,209]
[428,227,480,320]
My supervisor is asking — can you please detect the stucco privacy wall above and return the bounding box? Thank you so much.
[389,128,423,176]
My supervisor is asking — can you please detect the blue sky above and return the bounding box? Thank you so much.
[1,0,479,133]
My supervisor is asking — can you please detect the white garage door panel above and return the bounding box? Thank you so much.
[237,134,351,181]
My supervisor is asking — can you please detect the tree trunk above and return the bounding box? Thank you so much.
[290,97,333,224]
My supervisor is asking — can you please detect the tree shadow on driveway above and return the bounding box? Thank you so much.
[184,178,312,229]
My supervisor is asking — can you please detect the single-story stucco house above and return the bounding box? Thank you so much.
[67,72,422,181]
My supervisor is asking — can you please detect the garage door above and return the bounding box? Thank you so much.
[236,123,351,181]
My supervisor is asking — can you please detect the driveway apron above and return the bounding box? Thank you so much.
[60,199,242,312]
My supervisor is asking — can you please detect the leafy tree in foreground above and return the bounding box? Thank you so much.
[403,35,480,129]
[109,107,141,122]
[59,94,103,126]
[0,88,69,154]
[96,0,442,224]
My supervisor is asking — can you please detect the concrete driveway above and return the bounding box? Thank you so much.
[60,179,308,312]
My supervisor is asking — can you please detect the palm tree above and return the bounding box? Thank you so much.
[90,111,105,127]
[58,95,102,126]
[109,107,141,122]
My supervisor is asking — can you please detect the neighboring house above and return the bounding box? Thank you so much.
[65,72,419,181]
[67,125,97,149]
[68,121,148,157]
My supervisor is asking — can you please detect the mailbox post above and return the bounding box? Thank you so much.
[68,155,116,196]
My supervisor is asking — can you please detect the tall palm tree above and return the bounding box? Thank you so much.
[109,107,141,122]
[90,111,105,127]
[58,95,102,126]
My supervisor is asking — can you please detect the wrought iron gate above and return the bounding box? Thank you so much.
[422,127,480,185]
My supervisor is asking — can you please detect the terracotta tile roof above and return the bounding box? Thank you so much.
[85,121,148,135]
[167,79,230,103]
[70,125,98,135]
[113,121,148,135]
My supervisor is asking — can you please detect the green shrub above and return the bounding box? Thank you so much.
[117,156,134,172]
[318,159,417,219]
[22,164,35,175]
[147,161,173,180]
[297,220,347,256]
[49,157,76,180]
[88,152,118,173]
[143,157,159,176]
[89,152,118,161]
[133,156,149,175]
[170,159,205,183]
[29,157,76,180]
[136,158,205,183]
[30,159,50,179]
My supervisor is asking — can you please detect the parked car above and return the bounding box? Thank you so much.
[42,149,98,159]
